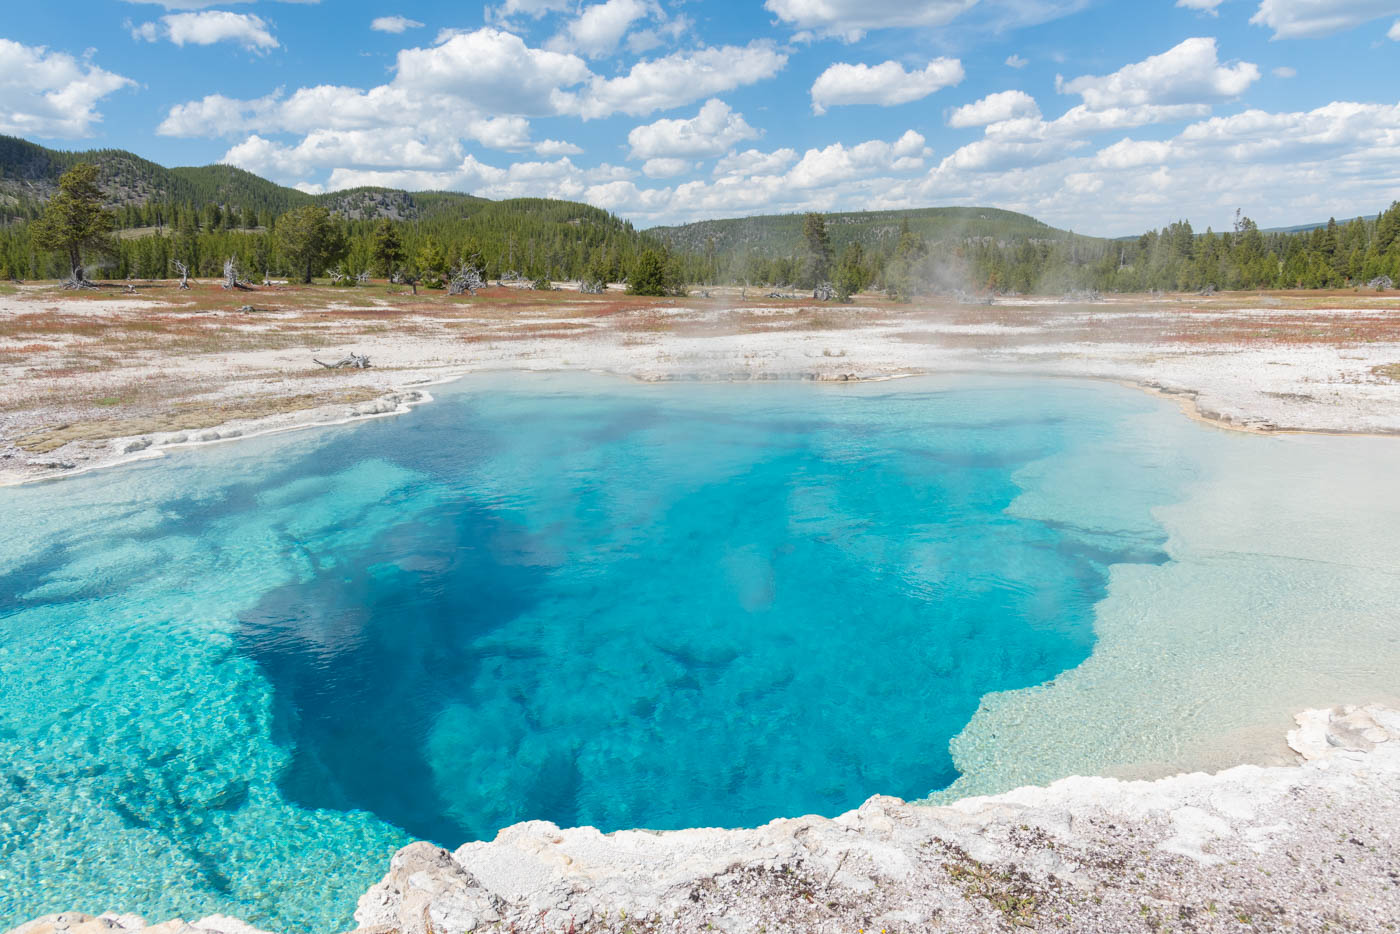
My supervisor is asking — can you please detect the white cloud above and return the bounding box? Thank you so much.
[534,138,584,156]
[713,148,798,178]
[763,0,978,41]
[627,99,760,160]
[0,39,134,138]
[912,96,1400,236]
[394,28,590,115]
[626,14,690,54]
[1250,0,1400,38]
[133,11,279,51]
[810,58,964,115]
[547,0,655,58]
[932,39,1262,181]
[787,130,929,188]
[1093,138,1173,168]
[489,0,572,19]
[1390,18,1400,38]
[1057,37,1259,110]
[1273,65,1297,77]
[561,41,788,119]
[1176,0,1223,14]
[371,15,425,33]
[948,89,1041,127]
[642,157,694,178]
[1005,54,1029,68]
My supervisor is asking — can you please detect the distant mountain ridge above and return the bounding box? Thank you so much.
[0,135,487,224]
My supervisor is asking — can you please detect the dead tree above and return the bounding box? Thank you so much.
[313,352,372,369]
[813,282,836,301]
[356,271,370,286]
[329,266,349,286]
[1368,275,1394,291]
[174,261,191,290]
[579,277,606,294]
[449,264,485,296]
[60,266,98,291]
[222,257,253,291]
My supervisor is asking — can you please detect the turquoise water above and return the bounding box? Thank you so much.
[0,374,1189,931]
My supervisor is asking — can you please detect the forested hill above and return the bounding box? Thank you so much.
[0,135,492,227]
[647,206,1080,257]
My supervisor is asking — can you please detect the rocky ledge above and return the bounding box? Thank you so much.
[12,705,1400,934]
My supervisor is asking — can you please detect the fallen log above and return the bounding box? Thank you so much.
[313,352,372,370]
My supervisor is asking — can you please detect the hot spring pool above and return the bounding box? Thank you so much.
[3,373,1399,931]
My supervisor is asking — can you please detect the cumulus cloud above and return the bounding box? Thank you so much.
[394,29,590,114]
[561,41,788,119]
[0,39,134,138]
[547,0,656,58]
[713,148,799,178]
[1093,137,1173,168]
[489,0,572,19]
[1176,0,1223,14]
[371,15,424,33]
[132,11,279,50]
[534,138,584,156]
[787,130,929,187]
[627,99,760,160]
[642,157,693,178]
[810,58,964,115]
[1005,54,1029,68]
[1390,18,1400,38]
[931,39,1261,184]
[763,0,977,41]
[1057,37,1258,110]
[948,89,1040,127]
[1251,0,1400,38]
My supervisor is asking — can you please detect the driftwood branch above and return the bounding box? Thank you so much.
[448,262,485,296]
[314,352,372,369]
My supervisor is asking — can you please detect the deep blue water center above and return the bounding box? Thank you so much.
[0,374,1177,931]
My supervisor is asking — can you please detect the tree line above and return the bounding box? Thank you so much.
[7,162,1400,298]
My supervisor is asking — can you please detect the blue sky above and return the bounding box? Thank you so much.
[2,0,1398,233]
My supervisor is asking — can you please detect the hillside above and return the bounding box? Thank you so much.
[647,206,1082,257]
[0,136,486,225]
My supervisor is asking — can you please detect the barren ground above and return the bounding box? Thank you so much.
[3,278,1399,484]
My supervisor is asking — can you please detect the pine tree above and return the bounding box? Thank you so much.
[371,218,405,277]
[29,162,115,279]
[627,249,670,296]
[801,213,831,287]
[275,205,347,283]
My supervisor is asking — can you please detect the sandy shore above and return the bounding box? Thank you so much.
[3,280,1398,485]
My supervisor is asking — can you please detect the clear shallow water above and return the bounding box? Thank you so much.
[0,374,1192,930]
